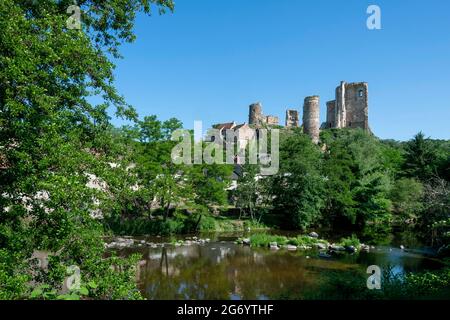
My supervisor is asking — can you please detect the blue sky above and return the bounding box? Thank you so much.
[107,0,450,141]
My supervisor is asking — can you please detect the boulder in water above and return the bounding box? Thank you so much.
[315,243,327,250]
[344,245,357,253]
[329,244,345,252]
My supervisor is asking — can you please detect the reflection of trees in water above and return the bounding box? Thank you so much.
[138,245,231,299]
[133,243,444,300]
[137,245,325,300]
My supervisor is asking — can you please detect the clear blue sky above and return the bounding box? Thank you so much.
[107,0,450,141]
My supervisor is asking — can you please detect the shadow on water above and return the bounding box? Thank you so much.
[118,235,446,300]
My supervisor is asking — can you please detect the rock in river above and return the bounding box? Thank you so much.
[344,245,357,253]
[309,232,319,238]
[329,244,345,252]
[269,242,279,250]
[361,244,370,252]
[315,243,327,250]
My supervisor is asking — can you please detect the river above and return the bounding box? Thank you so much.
[115,232,445,300]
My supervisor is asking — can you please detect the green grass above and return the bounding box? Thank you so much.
[106,214,270,236]
[242,232,329,248]
[248,233,289,247]
[338,234,361,248]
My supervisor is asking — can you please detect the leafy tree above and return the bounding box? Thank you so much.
[234,164,267,221]
[321,129,392,231]
[270,132,325,230]
[404,132,440,181]
[0,0,174,299]
[420,178,450,248]
[389,178,423,223]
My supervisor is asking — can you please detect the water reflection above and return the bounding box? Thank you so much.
[122,241,445,300]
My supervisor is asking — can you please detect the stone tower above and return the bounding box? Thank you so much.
[326,81,369,130]
[303,96,320,144]
[249,102,263,125]
[325,100,336,128]
[285,110,299,127]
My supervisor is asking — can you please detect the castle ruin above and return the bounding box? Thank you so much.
[213,81,369,145]
[285,110,299,128]
[303,96,320,144]
[249,102,279,126]
[324,81,369,130]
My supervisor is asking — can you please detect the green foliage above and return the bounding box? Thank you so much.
[270,132,325,230]
[198,215,217,232]
[420,178,450,247]
[247,233,289,247]
[404,132,442,181]
[321,129,392,230]
[338,235,361,248]
[105,215,186,236]
[0,0,173,300]
[245,232,327,248]
[0,250,30,299]
[304,267,450,300]
[234,164,270,222]
[243,219,270,231]
[389,178,424,222]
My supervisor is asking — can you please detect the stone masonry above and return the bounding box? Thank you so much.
[324,81,369,130]
[303,96,320,144]
[248,102,279,126]
[215,81,369,145]
[285,110,299,127]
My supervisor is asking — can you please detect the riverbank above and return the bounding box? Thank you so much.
[104,214,273,236]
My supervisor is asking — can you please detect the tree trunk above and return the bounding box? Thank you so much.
[163,201,171,221]
[194,214,203,231]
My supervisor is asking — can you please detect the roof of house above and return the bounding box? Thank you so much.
[212,122,236,130]
[234,123,250,130]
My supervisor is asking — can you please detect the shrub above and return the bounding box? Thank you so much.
[339,235,361,248]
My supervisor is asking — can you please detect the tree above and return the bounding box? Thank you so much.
[321,129,393,231]
[0,0,174,299]
[420,178,450,248]
[270,132,325,230]
[404,132,440,182]
[234,164,267,221]
[389,178,423,223]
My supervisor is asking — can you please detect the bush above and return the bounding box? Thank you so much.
[104,216,185,236]
[248,233,288,247]
[339,235,361,248]
[246,233,327,248]
[198,215,217,232]
[304,267,450,300]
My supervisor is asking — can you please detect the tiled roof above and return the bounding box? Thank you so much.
[213,122,236,130]
[234,123,249,130]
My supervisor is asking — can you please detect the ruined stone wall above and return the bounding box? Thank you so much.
[333,81,369,130]
[249,103,263,125]
[344,82,369,130]
[335,81,346,128]
[285,110,299,127]
[326,100,336,128]
[303,96,320,144]
[265,115,279,126]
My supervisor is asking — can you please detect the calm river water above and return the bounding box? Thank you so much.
[117,233,445,300]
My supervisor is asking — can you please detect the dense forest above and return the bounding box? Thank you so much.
[0,0,449,300]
